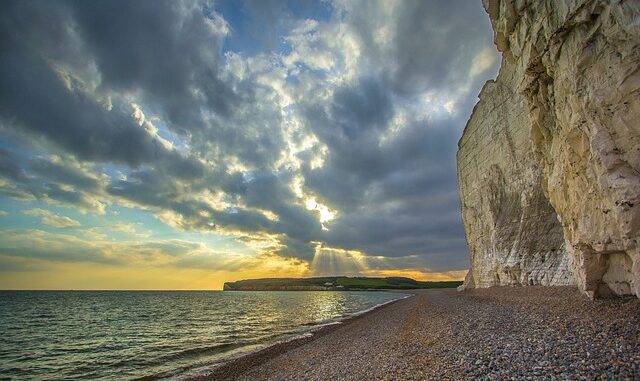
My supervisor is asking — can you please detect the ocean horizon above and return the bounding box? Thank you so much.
[0,290,408,380]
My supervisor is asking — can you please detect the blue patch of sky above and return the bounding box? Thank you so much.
[100,163,129,182]
[107,204,253,254]
[214,0,333,56]
[0,196,84,231]
[106,204,172,236]
[0,197,38,231]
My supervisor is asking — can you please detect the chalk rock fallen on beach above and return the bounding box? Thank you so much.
[458,0,640,297]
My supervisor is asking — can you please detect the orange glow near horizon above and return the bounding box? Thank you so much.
[0,254,309,290]
[0,254,465,290]
[361,269,467,282]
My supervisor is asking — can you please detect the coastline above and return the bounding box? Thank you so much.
[187,287,639,380]
[176,291,414,381]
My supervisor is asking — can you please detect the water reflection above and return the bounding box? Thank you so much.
[0,290,404,380]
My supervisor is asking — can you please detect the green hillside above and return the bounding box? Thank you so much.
[223,276,462,291]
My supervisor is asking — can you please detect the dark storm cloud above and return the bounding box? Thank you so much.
[321,193,470,271]
[0,1,207,180]
[391,1,494,94]
[0,0,281,205]
[0,147,104,209]
[342,0,494,94]
[69,0,237,129]
[29,157,102,192]
[325,78,394,142]
[0,0,278,177]
[68,0,287,168]
[0,148,28,183]
[106,167,276,233]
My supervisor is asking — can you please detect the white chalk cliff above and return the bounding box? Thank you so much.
[458,0,640,297]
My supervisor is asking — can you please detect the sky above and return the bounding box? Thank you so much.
[0,0,499,290]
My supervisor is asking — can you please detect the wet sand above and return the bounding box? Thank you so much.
[191,287,639,380]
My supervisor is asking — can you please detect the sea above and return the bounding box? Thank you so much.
[0,290,408,380]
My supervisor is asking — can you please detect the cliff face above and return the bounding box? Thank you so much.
[458,61,573,289]
[459,0,640,297]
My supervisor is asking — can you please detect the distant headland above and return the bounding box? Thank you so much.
[223,276,462,291]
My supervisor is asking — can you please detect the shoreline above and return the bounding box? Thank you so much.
[187,287,639,380]
[181,291,415,381]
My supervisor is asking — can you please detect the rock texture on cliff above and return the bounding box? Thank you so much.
[459,0,640,297]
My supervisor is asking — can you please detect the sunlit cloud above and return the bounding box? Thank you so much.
[111,222,140,234]
[23,208,81,228]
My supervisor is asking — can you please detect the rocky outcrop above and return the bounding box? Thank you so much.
[458,0,640,297]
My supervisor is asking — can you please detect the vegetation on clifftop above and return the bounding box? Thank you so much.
[223,276,462,291]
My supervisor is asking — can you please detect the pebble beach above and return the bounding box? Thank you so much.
[192,287,640,380]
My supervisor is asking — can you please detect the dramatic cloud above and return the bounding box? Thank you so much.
[0,0,499,284]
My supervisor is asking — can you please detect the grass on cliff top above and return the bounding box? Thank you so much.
[224,276,463,290]
[335,277,461,289]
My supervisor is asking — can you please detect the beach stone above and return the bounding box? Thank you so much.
[458,0,640,297]
[194,287,639,380]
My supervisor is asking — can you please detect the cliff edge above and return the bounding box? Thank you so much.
[458,0,640,298]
